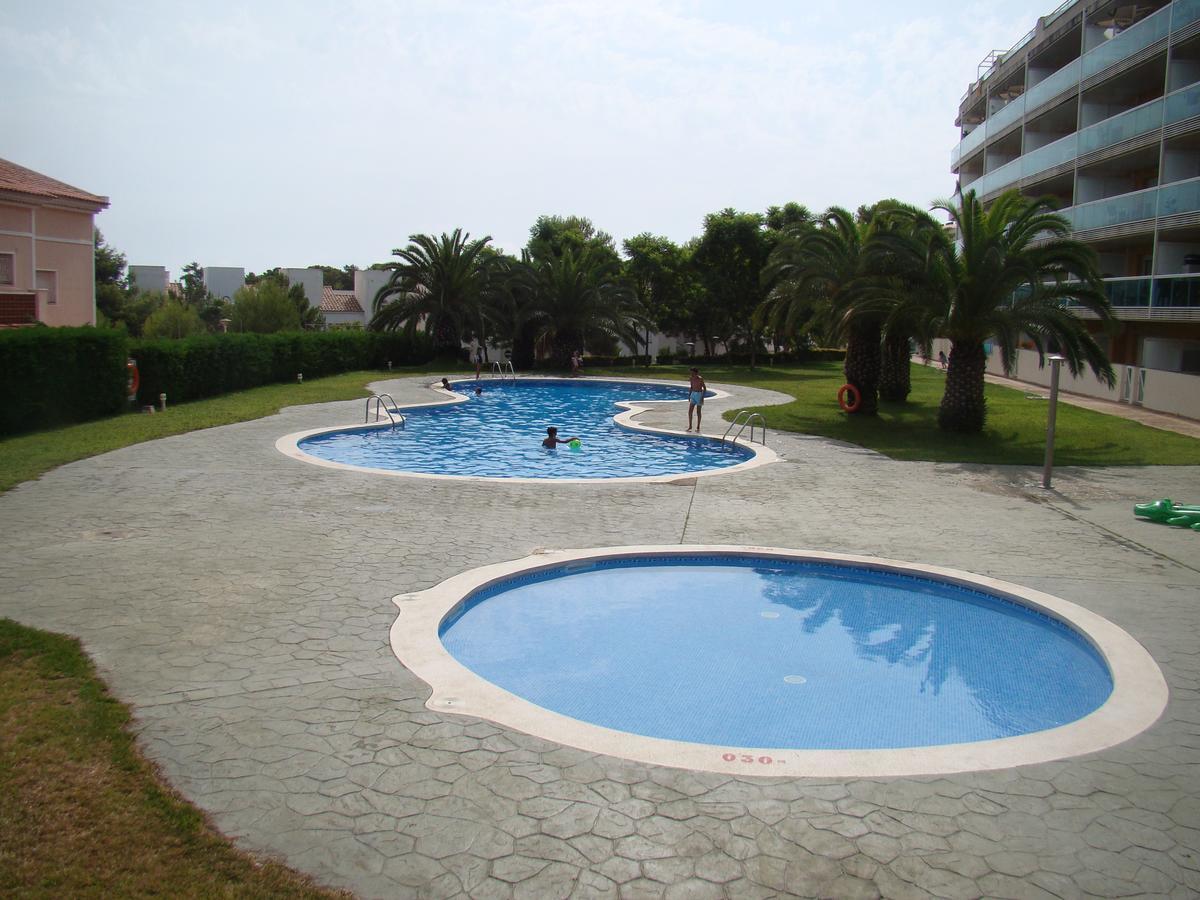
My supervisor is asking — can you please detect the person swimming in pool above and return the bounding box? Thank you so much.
[686,367,706,432]
[542,426,578,448]
[441,377,452,391]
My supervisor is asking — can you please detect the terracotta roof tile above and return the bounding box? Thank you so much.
[320,286,363,313]
[0,158,109,208]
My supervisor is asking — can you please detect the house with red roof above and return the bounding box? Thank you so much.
[0,158,109,326]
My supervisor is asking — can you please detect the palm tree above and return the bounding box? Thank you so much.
[369,230,498,356]
[760,207,883,414]
[913,190,1115,433]
[519,247,646,366]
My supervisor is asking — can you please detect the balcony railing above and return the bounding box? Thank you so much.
[1070,184,1159,230]
[1155,274,1200,306]
[1025,57,1082,114]
[1103,276,1152,306]
[1068,275,1200,315]
[988,94,1026,136]
[1165,81,1200,126]
[955,125,987,165]
[1077,96,1164,156]
[1021,132,1079,181]
[1172,0,1200,33]
[1083,4,1171,79]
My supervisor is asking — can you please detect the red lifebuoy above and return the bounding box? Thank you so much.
[127,358,140,400]
[837,383,861,413]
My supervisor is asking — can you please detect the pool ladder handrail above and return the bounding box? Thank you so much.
[490,360,516,381]
[365,393,405,428]
[721,410,766,446]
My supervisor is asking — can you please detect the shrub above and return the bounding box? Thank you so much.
[142,302,206,339]
[229,283,301,334]
[0,327,129,436]
[129,330,435,404]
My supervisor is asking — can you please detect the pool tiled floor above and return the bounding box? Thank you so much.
[1,375,1198,898]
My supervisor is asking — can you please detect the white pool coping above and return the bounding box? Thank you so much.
[275,376,779,484]
[388,545,1169,778]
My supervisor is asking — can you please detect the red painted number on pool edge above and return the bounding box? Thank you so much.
[720,753,781,765]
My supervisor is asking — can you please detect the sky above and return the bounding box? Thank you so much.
[4,0,1052,278]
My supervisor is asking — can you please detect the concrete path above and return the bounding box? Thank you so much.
[2,375,1199,899]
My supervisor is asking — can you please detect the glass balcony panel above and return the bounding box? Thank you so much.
[1153,275,1200,306]
[1069,187,1158,230]
[1172,0,1200,33]
[956,125,986,161]
[1157,176,1200,216]
[951,144,961,170]
[1021,133,1079,180]
[1077,98,1164,156]
[987,96,1026,136]
[1104,277,1152,306]
[979,157,1023,196]
[1082,6,1170,79]
[1164,82,1200,125]
[1025,58,1081,112]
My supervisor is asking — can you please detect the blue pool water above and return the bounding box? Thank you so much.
[439,556,1113,750]
[299,379,754,478]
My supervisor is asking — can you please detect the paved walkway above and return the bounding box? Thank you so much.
[2,376,1200,899]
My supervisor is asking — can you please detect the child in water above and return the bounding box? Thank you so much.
[542,426,578,448]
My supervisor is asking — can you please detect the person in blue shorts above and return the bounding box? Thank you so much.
[687,367,707,432]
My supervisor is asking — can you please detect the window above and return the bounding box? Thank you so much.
[36,270,57,305]
[0,253,14,285]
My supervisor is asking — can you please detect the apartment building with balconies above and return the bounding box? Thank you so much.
[953,0,1200,398]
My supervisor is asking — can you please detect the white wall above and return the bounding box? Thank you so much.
[285,267,323,306]
[203,266,245,300]
[128,265,168,295]
[930,338,1200,420]
[355,269,392,320]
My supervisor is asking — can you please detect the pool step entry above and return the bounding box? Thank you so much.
[721,410,766,446]
[490,360,516,381]
[366,393,406,428]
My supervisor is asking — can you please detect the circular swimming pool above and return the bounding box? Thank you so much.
[283,378,765,481]
[390,547,1168,777]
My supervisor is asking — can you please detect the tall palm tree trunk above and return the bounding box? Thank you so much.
[938,340,987,432]
[843,321,881,415]
[878,331,912,402]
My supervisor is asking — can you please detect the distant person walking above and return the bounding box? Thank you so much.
[687,367,707,432]
[938,350,948,370]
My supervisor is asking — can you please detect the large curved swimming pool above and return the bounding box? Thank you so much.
[293,378,758,480]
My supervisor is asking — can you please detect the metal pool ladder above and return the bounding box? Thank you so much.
[365,393,405,428]
[490,360,516,381]
[721,410,766,446]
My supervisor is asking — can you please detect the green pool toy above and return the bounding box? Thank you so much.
[568,439,582,451]
[1134,498,1200,531]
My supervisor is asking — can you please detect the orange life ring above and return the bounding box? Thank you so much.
[127,358,140,399]
[837,383,861,413]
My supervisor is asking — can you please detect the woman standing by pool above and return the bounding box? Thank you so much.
[686,368,706,432]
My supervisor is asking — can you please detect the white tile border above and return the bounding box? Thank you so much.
[275,376,779,484]
[388,545,1169,778]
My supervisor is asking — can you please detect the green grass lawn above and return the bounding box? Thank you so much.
[0,366,467,495]
[0,617,349,898]
[590,361,1200,466]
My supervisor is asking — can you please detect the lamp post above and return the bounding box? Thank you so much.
[1042,355,1065,489]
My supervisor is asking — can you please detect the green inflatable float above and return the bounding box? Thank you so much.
[1134,498,1200,531]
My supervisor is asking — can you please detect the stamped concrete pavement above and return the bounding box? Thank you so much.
[1,375,1199,899]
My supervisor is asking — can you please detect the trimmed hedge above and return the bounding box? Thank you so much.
[0,327,129,437]
[129,331,436,405]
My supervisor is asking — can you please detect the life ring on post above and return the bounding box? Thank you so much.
[126,358,140,401]
[837,383,861,413]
